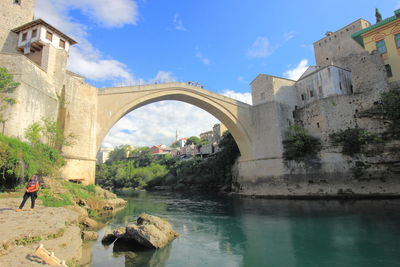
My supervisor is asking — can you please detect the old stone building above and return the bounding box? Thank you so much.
[352,9,400,83]
[0,0,98,184]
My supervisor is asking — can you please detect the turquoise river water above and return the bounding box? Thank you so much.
[85,191,400,267]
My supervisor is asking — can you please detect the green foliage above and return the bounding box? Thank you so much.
[97,133,240,191]
[107,145,132,162]
[0,68,19,123]
[24,122,42,146]
[39,181,101,207]
[96,161,168,189]
[147,131,240,190]
[283,125,321,160]
[185,136,201,146]
[39,189,73,207]
[128,147,152,167]
[380,89,400,139]
[330,128,381,155]
[15,235,42,246]
[0,135,65,188]
[24,118,76,150]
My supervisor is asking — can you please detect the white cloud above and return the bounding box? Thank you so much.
[221,90,252,105]
[283,59,309,81]
[283,31,295,42]
[173,13,187,31]
[196,52,210,65]
[247,36,272,58]
[102,101,220,148]
[35,0,138,84]
[37,0,138,28]
[149,71,177,83]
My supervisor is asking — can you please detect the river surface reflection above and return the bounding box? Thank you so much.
[85,191,400,267]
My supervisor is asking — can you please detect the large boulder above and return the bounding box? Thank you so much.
[102,214,179,249]
[124,214,179,249]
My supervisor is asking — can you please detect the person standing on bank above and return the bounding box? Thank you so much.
[16,175,39,211]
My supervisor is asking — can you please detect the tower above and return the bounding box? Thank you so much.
[0,0,36,53]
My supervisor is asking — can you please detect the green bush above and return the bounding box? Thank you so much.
[0,135,65,188]
[283,125,321,160]
[330,128,381,155]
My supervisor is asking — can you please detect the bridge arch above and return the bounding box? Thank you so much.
[96,83,254,160]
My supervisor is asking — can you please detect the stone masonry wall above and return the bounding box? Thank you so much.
[0,0,35,54]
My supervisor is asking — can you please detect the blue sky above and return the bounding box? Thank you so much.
[35,0,400,148]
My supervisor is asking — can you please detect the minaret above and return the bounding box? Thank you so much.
[175,129,178,141]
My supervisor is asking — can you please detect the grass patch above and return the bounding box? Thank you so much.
[38,181,100,207]
[62,181,92,200]
[15,236,42,246]
[87,208,100,219]
[46,228,65,240]
[39,189,72,207]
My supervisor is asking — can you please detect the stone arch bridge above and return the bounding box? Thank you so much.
[43,82,289,191]
[74,82,290,187]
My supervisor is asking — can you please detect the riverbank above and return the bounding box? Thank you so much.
[0,178,127,266]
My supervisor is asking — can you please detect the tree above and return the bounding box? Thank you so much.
[107,145,132,162]
[0,68,20,133]
[129,147,152,167]
[185,136,201,146]
[375,8,382,23]
[24,118,76,150]
[24,122,42,146]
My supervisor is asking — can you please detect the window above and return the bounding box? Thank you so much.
[350,84,353,94]
[21,32,27,42]
[317,122,320,128]
[339,82,342,91]
[32,28,37,38]
[318,86,322,95]
[301,94,305,101]
[395,34,400,49]
[385,64,393,78]
[46,31,53,41]
[59,39,66,49]
[310,90,314,97]
[376,39,387,54]
[14,0,21,5]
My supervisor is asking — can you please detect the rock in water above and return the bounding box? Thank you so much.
[124,214,179,249]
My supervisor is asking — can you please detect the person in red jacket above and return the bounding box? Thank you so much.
[16,174,39,211]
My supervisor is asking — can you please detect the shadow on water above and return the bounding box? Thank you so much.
[112,239,172,267]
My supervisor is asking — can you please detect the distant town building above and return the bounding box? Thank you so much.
[212,123,227,145]
[352,9,400,82]
[184,144,199,156]
[199,131,213,142]
[96,147,113,164]
[150,144,173,155]
[174,138,187,148]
